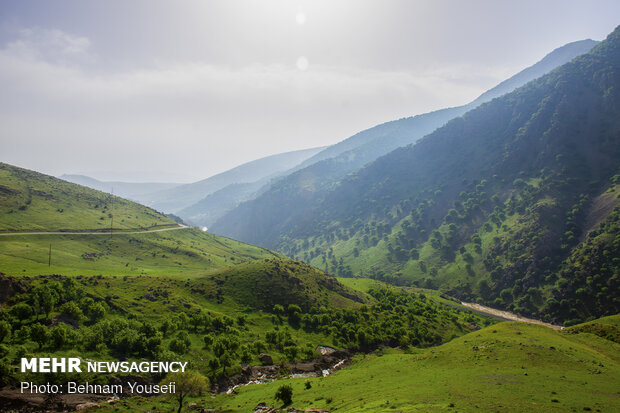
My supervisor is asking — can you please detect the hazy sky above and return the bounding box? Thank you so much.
[0,0,618,182]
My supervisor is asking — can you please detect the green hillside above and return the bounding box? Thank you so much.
[86,316,620,413]
[199,259,365,311]
[0,229,281,277]
[210,317,620,412]
[0,161,494,410]
[0,162,280,276]
[0,163,177,232]
[0,268,491,403]
[214,26,620,326]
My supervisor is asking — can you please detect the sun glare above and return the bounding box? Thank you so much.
[296,7,306,25]
[296,56,309,71]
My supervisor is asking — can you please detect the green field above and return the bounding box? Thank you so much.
[0,228,279,277]
[0,162,279,276]
[0,162,176,232]
[83,316,620,413]
[204,317,620,412]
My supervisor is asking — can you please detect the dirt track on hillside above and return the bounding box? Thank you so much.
[0,224,189,236]
[460,301,563,330]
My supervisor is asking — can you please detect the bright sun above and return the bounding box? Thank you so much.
[296,10,306,25]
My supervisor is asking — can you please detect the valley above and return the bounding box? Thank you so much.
[0,11,618,413]
[209,27,620,328]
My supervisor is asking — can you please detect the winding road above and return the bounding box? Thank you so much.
[0,224,189,236]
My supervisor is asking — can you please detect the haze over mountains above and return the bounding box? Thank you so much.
[62,40,598,232]
[289,39,599,173]
[210,30,620,325]
[62,146,324,216]
[210,38,599,242]
[59,175,180,202]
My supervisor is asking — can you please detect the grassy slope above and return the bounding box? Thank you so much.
[206,317,620,412]
[67,269,354,361]
[199,259,365,311]
[0,163,396,387]
[0,228,279,277]
[0,272,344,389]
[0,162,279,276]
[0,163,176,232]
[2,268,491,396]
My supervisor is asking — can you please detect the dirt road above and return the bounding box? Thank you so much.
[461,301,563,330]
[0,224,189,236]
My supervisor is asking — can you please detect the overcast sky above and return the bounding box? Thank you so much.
[0,0,618,182]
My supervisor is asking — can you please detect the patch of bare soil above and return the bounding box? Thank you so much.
[460,302,562,330]
[580,188,618,241]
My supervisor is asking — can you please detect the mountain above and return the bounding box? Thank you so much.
[59,174,181,202]
[177,179,269,228]
[211,39,598,246]
[292,39,598,173]
[137,146,325,214]
[212,28,620,325]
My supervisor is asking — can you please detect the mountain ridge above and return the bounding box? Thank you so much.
[212,28,620,325]
[210,38,600,247]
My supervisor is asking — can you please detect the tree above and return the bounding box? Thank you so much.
[275,384,293,406]
[30,323,49,350]
[163,371,210,413]
[59,301,83,322]
[240,345,252,363]
[283,345,299,362]
[50,325,68,349]
[143,334,162,357]
[272,304,285,319]
[478,279,492,299]
[33,285,57,320]
[169,338,188,354]
[287,304,302,327]
[161,319,178,337]
[0,321,10,343]
[10,303,33,322]
[62,277,81,301]
[203,334,214,349]
[89,302,106,322]
[190,312,206,332]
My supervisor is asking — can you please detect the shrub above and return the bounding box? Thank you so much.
[275,384,293,406]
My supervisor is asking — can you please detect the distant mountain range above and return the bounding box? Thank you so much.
[61,146,325,217]
[59,174,181,201]
[64,40,598,232]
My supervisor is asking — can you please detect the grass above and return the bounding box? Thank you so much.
[0,228,279,277]
[198,318,620,412]
[204,259,365,311]
[0,162,279,277]
[0,162,175,232]
[2,162,617,413]
[85,317,620,412]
